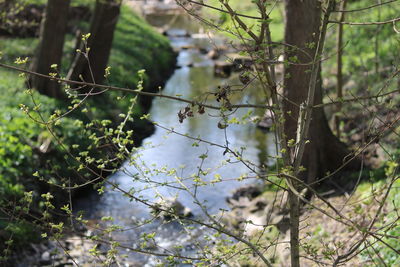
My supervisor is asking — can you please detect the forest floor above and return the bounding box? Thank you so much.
[223,100,400,266]
[224,173,399,266]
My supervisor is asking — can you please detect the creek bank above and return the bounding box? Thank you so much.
[13,232,143,267]
[222,171,397,266]
[0,3,177,265]
[223,185,290,236]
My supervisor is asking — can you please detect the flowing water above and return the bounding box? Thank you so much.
[76,13,277,265]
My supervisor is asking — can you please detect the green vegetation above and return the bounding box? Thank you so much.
[206,0,399,86]
[0,1,175,254]
[205,0,284,41]
[0,71,81,250]
[110,5,175,88]
[206,1,400,265]
[357,159,400,266]
[324,1,400,88]
[0,0,399,265]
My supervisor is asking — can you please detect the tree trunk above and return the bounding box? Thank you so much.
[283,0,358,186]
[30,0,70,99]
[334,0,347,137]
[67,0,121,85]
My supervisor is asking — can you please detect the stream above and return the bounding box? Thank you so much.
[75,12,277,266]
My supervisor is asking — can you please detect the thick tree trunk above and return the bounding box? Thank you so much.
[30,0,70,99]
[283,0,358,186]
[67,0,121,85]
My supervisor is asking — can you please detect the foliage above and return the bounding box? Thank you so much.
[0,0,400,266]
[205,0,284,41]
[0,69,90,252]
[0,0,176,255]
[204,0,400,94]
[358,156,400,265]
[323,0,400,91]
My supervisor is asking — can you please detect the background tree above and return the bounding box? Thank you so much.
[30,0,71,99]
[283,0,358,186]
[67,0,121,85]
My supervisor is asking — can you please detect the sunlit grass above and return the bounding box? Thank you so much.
[204,0,284,41]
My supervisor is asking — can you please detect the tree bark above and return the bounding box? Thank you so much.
[283,0,358,186]
[67,0,121,85]
[30,0,70,99]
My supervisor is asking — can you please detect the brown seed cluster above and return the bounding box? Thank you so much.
[177,105,205,123]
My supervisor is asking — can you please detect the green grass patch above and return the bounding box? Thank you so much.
[357,159,400,266]
[204,0,284,42]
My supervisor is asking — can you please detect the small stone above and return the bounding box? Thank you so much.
[229,185,262,202]
[183,207,193,217]
[214,61,233,77]
[40,251,51,264]
[207,49,220,60]
[152,198,193,220]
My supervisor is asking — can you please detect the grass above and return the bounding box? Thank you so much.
[356,160,400,266]
[205,0,284,42]
[110,5,175,88]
